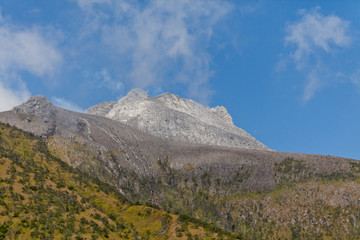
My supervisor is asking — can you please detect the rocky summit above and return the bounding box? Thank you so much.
[86,89,270,150]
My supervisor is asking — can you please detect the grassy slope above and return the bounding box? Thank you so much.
[0,122,237,240]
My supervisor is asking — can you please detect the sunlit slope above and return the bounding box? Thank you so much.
[0,122,237,240]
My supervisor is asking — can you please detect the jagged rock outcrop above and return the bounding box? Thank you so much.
[86,89,270,150]
[13,95,53,116]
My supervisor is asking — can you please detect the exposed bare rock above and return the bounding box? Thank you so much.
[86,89,270,150]
[14,95,54,116]
[85,101,116,116]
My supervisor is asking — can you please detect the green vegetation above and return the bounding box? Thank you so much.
[274,158,358,186]
[0,122,235,239]
[146,157,360,239]
[274,158,312,184]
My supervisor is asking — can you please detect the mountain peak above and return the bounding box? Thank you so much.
[158,92,178,97]
[86,89,270,150]
[13,95,55,116]
[123,88,148,101]
[27,95,51,105]
[212,106,233,125]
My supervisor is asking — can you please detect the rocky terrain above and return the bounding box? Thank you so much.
[86,89,270,150]
[1,95,360,239]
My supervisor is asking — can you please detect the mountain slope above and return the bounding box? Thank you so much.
[1,96,360,239]
[0,122,237,239]
[86,89,270,150]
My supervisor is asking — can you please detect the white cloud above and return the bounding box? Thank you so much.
[98,69,123,91]
[238,1,263,15]
[284,8,351,102]
[52,97,84,112]
[0,81,30,112]
[0,25,62,76]
[0,11,62,111]
[350,68,360,88]
[76,0,110,9]
[286,8,351,67]
[303,70,322,103]
[76,0,231,104]
[0,8,3,23]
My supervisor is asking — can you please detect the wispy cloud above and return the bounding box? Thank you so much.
[0,22,62,76]
[284,7,351,102]
[52,97,84,112]
[303,68,323,103]
[97,69,124,92]
[238,1,264,15]
[75,0,232,104]
[76,0,110,9]
[0,80,30,112]
[350,67,360,88]
[0,10,62,111]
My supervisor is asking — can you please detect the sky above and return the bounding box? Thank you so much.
[0,0,359,160]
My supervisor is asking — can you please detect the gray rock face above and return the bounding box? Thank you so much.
[14,95,54,116]
[85,101,116,117]
[86,89,270,150]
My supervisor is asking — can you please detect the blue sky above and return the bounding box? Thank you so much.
[0,0,359,159]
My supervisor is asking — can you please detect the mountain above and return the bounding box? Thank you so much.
[1,96,360,239]
[86,89,270,151]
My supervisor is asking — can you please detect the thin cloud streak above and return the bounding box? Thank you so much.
[303,69,322,103]
[52,97,84,112]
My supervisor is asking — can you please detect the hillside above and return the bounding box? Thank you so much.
[0,122,237,239]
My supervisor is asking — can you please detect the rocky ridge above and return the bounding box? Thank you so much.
[86,89,270,150]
